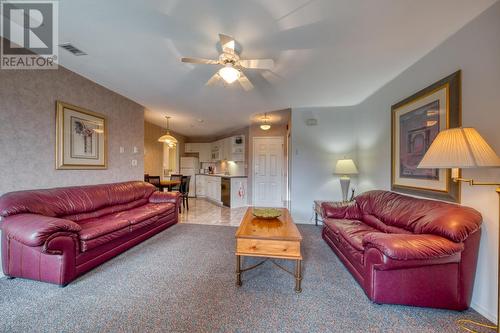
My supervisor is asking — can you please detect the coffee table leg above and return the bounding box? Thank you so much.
[295,259,302,293]
[236,255,242,286]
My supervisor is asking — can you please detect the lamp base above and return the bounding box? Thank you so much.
[339,176,350,203]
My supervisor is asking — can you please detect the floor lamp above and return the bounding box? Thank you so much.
[418,127,500,332]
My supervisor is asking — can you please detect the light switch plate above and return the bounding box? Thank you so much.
[120,147,124,153]
[133,146,139,154]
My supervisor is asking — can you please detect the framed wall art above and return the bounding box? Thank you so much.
[391,71,461,202]
[56,101,107,169]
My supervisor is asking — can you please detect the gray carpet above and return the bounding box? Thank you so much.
[0,224,491,332]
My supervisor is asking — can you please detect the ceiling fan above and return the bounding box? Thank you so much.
[181,34,274,91]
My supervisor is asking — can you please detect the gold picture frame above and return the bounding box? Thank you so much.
[391,71,461,202]
[55,101,107,169]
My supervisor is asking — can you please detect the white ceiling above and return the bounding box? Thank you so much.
[55,0,496,136]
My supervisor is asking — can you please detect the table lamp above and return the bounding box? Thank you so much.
[335,159,358,202]
[418,127,500,332]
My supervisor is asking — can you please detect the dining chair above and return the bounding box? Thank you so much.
[148,176,161,190]
[169,174,183,192]
[180,176,191,212]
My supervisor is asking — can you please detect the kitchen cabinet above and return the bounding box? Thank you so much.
[210,141,221,162]
[229,135,245,162]
[187,135,245,162]
[185,143,199,153]
[186,143,211,162]
[196,175,206,196]
[198,143,211,162]
[205,176,221,204]
[230,178,248,208]
[222,137,231,161]
[196,175,247,207]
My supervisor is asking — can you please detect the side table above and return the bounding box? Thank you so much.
[313,200,331,226]
[313,200,354,226]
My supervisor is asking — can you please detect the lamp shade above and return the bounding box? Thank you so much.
[418,127,500,169]
[335,159,358,175]
[158,116,178,146]
[158,133,177,146]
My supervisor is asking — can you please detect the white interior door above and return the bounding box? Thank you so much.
[253,137,284,207]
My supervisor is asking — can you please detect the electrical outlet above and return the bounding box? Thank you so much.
[131,159,138,167]
[120,147,124,154]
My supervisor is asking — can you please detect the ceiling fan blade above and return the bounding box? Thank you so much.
[181,57,219,65]
[239,59,274,70]
[206,73,221,86]
[219,33,235,53]
[238,73,254,91]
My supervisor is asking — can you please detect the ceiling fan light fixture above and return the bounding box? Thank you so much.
[218,64,240,84]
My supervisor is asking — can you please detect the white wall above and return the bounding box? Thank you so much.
[291,1,500,321]
[290,106,359,223]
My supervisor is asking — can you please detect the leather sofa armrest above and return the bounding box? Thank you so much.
[149,191,181,204]
[0,214,81,247]
[362,233,464,260]
[321,201,361,219]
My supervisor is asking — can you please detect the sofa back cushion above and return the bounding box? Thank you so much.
[0,181,156,218]
[355,191,482,242]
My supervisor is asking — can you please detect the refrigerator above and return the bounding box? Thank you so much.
[180,157,199,197]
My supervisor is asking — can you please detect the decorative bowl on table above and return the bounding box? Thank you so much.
[252,208,282,220]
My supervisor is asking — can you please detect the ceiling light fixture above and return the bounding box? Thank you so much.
[218,64,241,84]
[260,113,271,131]
[158,116,178,146]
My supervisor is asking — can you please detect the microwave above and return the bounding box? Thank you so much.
[233,136,244,145]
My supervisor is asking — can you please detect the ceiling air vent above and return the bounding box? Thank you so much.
[59,43,87,56]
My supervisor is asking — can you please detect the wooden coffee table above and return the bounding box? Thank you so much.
[235,207,303,292]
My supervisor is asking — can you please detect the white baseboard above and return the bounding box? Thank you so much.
[471,301,497,323]
[293,219,316,225]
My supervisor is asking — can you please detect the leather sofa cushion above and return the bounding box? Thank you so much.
[149,192,181,204]
[363,233,465,260]
[78,203,174,240]
[322,201,361,220]
[1,213,82,247]
[355,191,482,242]
[63,198,148,222]
[80,224,134,252]
[362,214,412,235]
[113,203,175,225]
[324,218,380,251]
[79,216,130,241]
[0,181,156,218]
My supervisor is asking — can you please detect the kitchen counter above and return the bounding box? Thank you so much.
[196,173,247,178]
[195,174,248,208]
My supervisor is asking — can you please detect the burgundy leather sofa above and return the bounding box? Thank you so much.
[321,190,482,310]
[0,181,180,286]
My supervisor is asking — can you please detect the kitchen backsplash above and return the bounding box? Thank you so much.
[200,161,246,176]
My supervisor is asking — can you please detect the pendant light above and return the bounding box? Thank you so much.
[158,116,178,146]
[260,113,271,131]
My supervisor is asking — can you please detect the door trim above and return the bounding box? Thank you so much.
[252,136,285,207]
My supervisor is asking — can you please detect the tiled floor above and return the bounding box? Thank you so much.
[179,198,247,226]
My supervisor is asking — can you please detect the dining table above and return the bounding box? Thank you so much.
[159,179,181,192]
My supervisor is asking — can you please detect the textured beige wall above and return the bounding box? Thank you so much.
[144,121,185,177]
[0,66,145,194]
